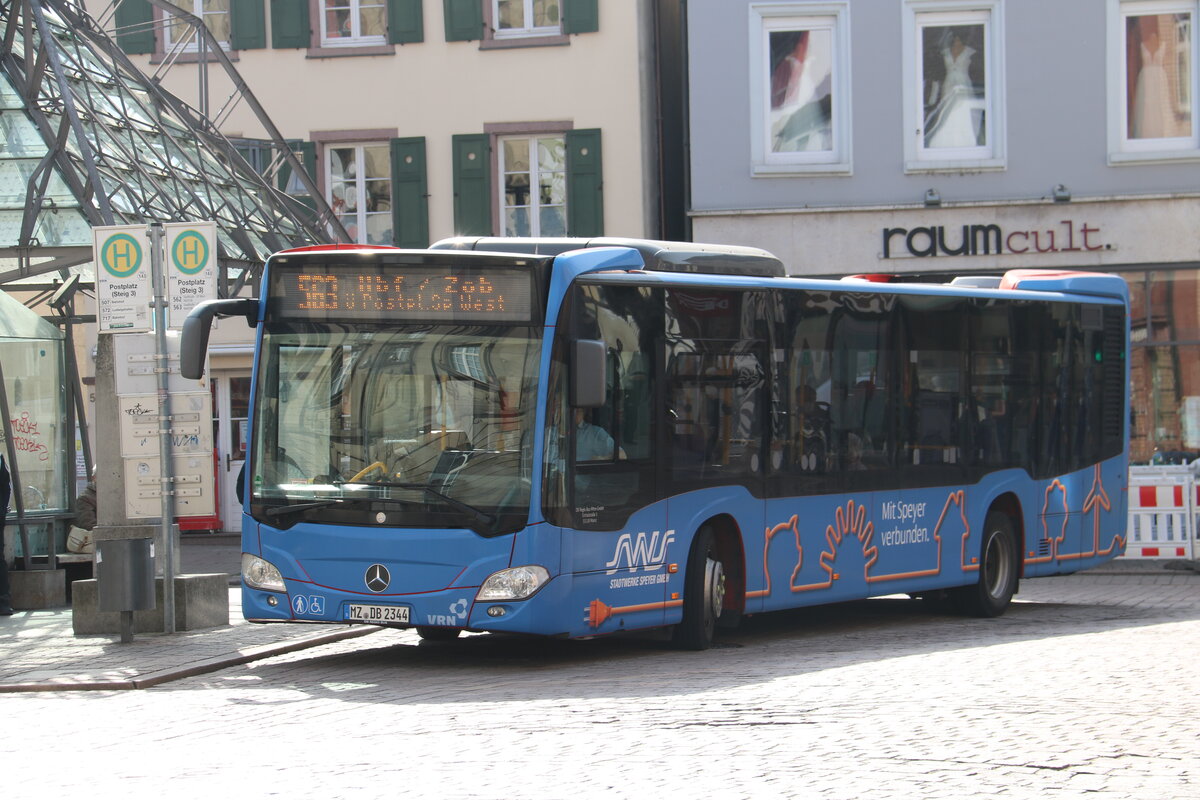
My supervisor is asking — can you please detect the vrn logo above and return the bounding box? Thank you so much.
[605,529,676,575]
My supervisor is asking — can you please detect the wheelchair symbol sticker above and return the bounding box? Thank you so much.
[292,595,325,615]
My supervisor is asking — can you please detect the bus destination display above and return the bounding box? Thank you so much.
[271,264,533,322]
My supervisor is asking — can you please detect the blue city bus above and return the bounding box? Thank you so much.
[181,238,1130,649]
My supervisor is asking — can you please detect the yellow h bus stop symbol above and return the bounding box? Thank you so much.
[101,233,143,278]
[172,230,209,274]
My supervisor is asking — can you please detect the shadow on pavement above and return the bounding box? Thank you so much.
[182,574,1200,703]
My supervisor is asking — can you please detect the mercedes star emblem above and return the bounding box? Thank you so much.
[364,564,391,593]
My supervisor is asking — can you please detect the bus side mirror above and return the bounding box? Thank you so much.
[571,340,607,408]
[180,297,259,380]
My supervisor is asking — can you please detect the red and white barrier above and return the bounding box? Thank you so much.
[1127,466,1196,559]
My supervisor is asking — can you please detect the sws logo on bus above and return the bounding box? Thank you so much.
[605,530,676,576]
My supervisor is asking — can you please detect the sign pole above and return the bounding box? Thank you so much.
[150,222,178,635]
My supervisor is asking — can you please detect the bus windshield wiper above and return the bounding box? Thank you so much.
[369,481,496,528]
[263,493,423,523]
[264,498,345,519]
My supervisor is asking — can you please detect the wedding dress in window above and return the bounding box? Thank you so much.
[1132,41,1172,139]
[926,44,981,149]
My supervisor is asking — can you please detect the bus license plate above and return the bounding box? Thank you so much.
[346,604,410,623]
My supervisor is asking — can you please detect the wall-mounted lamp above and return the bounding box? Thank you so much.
[924,189,941,207]
[1053,184,1071,202]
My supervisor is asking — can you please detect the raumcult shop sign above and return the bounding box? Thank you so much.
[881,219,1108,259]
[691,196,1200,275]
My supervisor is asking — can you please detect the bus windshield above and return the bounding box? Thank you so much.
[250,321,542,534]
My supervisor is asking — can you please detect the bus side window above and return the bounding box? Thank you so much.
[899,296,968,473]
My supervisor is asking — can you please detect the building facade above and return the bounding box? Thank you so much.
[688,0,1200,464]
[82,0,685,528]
[97,0,675,245]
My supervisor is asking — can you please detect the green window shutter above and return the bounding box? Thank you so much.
[562,0,598,35]
[278,140,317,211]
[235,140,267,171]
[230,0,268,50]
[115,0,156,55]
[443,0,483,42]
[566,128,603,237]
[391,137,429,247]
[452,134,491,236]
[271,0,310,48]
[388,0,424,44]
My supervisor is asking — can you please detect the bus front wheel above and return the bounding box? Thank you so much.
[953,510,1018,617]
[672,527,726,650]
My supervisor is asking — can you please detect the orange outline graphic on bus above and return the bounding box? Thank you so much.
[1057,464,1125,561]
[744,514,804,599]
[1026,479,1069,565]
[748,491,967,599]
[585,597,683,629]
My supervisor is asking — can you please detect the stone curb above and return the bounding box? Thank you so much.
[0,626,380,694]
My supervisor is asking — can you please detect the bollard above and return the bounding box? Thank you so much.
[96,538,156,643]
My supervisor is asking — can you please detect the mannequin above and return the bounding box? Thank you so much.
[1131,23,1172,139]
[926,30,981,149]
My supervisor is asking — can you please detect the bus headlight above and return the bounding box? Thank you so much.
[242,553,286,592]
[476,565,550,601]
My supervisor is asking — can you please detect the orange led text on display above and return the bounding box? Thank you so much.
[296,273,507,314]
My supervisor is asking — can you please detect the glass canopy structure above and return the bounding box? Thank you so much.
[0,0,338,291]
[0,1,341,574]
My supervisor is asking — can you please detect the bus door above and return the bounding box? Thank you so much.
[558,283,669,632]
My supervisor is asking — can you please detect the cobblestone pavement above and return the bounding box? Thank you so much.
[5,564,1198,799]
[0,535,373,689]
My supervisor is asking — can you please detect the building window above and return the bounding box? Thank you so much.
[499,134,567,236]
[903,1,1005,172]
[749,3,851,176]
[164,0,230,51]
[493,0,560,38]
[1110,0,1198,161]
[326,143,392,245]
[320,0,387,46]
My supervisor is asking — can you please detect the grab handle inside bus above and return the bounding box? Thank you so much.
[180,297,260,380]
[571,339,607,408]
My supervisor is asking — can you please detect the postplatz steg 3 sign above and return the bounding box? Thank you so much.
[92,222,218,332]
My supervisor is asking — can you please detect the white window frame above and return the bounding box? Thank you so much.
[497,133,567,237]
[492,0,562,39]
[324,142,391,245]
[319,0,388,47]
[163,0,230,52]
[748,2,852,176]
[1107,0,1200,163]
[902,0,1006,173]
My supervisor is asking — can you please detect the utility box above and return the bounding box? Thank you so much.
[96,538,155,612]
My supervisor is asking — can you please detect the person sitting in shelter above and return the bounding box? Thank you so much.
[66,471,97,554]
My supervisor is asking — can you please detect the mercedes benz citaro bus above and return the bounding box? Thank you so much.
[180,238,1129,649]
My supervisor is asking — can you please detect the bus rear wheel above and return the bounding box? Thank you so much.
[415,626,461,641]
[672,527,726,651]
[953,510,1018,617]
